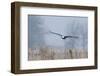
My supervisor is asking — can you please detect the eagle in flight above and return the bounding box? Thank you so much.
[49,31,78,39]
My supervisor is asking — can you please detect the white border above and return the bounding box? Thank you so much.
[20,7,95,70]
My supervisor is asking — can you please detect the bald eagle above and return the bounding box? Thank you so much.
[49,31,78,39]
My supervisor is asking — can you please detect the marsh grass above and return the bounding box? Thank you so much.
[28,47,88,60]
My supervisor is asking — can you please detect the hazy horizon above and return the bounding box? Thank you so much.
[28,15,88,51]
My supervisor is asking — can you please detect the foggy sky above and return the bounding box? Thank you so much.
[28,15,88,50]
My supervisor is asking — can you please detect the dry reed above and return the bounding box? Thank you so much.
[28,47,88,60]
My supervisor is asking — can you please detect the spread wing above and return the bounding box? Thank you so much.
[49,31,63,37]
[64,36,78,39]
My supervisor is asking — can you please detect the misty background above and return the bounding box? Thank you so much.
[28,15,88,51]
